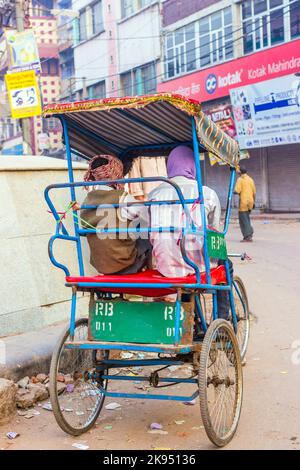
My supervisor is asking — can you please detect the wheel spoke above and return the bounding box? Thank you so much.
[50,319,108,435]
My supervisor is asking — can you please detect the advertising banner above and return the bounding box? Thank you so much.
[230,73,300,149]
[158,39,300,102]
[5,30,41,73]
[5,70,42,119]
[204,104,236,139]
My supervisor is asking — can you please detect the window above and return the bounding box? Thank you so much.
[164,7,233,80]
[165,22,196,79]
[121,0,155,18]
[141,62,157,94]
[92,1,104,35]
[121,62,156,96]
[61,61,75,80]
[79,9,87,42]
[140,0,153,8]
[78,1,103,42]
[121,71,132,96]
[121,0,134,18]
[87,81,106,99]
[46,117,60,132]
[199,7,233,68]
[290,0,300,39]
[41,59,59,76]
[31,0,52,17]
[242,0,287,54]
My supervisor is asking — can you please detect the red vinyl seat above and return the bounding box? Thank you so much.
[66,265,227,297]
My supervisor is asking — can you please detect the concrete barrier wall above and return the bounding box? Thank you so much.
[0,156,91,337]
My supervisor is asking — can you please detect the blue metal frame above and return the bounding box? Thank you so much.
[101,390,199,402]
[61,117,85,276]
[45,110,240,404]
[45,176,202,282]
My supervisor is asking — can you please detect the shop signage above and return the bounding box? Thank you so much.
[230,73,300,149]
[5,30,41,73]
[204,104,236,139]
[5,70,42,119]
[158,39,300,101]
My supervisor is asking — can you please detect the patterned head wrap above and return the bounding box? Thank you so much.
[84,155,124,190]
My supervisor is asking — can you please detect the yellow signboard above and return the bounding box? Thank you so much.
[208,152,227,166]
[5,70,42,119]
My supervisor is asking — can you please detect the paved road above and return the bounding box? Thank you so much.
[1,220,300,450]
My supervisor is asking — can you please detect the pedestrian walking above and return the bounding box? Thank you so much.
[234,166,256,242]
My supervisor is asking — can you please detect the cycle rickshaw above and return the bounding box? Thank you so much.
[44,94,250,447]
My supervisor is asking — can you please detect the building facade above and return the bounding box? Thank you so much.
[29,0,62,155]
[0,0,63,155]
[72,0,161,99]
[158,0,300,211]
[55,0,75,101]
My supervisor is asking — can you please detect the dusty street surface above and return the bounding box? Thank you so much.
[1,220,300,450]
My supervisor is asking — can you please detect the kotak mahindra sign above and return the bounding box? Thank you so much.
[157,39,300,101]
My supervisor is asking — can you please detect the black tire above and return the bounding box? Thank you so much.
[49,318,108,436]
[230,276,250,361]
[199,319,243,447]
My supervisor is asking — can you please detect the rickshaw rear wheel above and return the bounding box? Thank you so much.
[230,276,250,361]
[198,276,250,361]
[49,318,108,436]
[199,319,243,447]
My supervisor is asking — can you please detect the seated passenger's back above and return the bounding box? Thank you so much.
[80,155,152,275]
[148,146,221,278]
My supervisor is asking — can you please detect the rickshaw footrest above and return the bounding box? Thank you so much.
[64,340,201,355]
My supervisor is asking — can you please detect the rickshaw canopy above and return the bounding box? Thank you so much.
[43,93,240,167]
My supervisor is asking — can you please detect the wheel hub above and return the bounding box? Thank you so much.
[207,375,235,388]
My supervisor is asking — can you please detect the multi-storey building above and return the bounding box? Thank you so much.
[158,0,300,211]
[72,0,161,99]
[55,0,75,100]
[29,0,62,155]
[0,0,63,155]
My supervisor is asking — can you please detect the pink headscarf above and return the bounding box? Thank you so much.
[84,155,124,190]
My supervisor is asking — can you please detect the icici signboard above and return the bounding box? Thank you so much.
[157,39,300,101]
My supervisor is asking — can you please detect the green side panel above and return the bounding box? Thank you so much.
[207,230,228,260]
[89,301,193,344]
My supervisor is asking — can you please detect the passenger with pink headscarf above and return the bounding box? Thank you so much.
[125,145,232,320]
[148,145,221,279]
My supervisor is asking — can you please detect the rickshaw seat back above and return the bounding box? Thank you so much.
[66,265,226,297]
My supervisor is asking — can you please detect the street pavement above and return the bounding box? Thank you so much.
[0,219,300,450]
